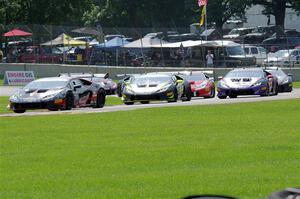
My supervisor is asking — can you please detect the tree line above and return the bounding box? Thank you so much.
[0,0,299,29]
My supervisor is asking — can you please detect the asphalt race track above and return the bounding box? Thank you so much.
[1,88,300,117]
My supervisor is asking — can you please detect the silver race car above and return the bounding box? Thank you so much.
[58,73,117,95]
[121,74,191,105]
[8,77,106,113]
[266,68,293,92]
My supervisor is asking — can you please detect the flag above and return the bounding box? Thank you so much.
[199,5,206,26]
[198,0,207,7]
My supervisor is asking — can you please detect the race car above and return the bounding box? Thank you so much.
[181,72,215,98]
[116,74,140,97]
[217,68,278,99]
[121,73,191,105]
[8,76,106,113]
[58,73,117,95]
[265,68,293,92]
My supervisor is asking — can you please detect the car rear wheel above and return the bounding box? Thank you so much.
[204,88,215,98]
[124,102,134,105]
[94,89,106,108]
[273,83,278,96]
[62,92,74,110]
[218,95,227,99]
[48,108,59,111]
[13,109,26,114]
[229,93,237,98]
[182,86,192,101]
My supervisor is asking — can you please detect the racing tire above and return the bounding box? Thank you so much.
[117,84,123,97]
[287,87,293,92]
[182,85,192,101]
[204,88,215,98]
[13,109,26,114]
[273,83,279,96]
[140,101,150,104]
[94,89,106,108]
[229,93,237,98]
[62,92,74,110]
[48,108,59,111]
[124,102,134,105]
[168,88,178,103]
[218,95,227,99]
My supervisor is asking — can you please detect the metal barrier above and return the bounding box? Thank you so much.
[1,63,300,81]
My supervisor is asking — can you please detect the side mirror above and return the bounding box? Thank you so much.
[287,73,293,77]
[218,76,223,80]
[104,73,109,79]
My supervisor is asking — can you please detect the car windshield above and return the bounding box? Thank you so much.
[131,75,172,84]
[252,27,267,33]
[274,50,289,57]
[226,46,245,56]
[268,70,285,77]
[185,74,207,81]
[24,80,68,90]
[229,29,239,35]
[226,70,264,78]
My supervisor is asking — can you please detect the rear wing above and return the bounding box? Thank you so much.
[58,72,110,79]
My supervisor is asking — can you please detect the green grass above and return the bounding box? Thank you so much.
[293,81,300,88]
[0,96,123,114]
[0,100,299,199]
[0,96,9,114]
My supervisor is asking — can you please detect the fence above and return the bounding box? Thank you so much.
[1,24,300,68]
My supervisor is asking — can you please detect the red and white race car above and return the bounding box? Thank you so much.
[181,72,215,98]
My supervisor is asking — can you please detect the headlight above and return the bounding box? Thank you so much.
[9,94,19,102]
[157,83,172,93]
[124,86,135,94]
[282,78,289,84]
[218,81,228,88]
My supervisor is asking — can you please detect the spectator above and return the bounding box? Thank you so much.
[206,50,214,67]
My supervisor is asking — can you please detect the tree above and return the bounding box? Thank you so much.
[252,0,300,28]
[82,0,196,29]
[0,0,94,26]
[206,0,251,30]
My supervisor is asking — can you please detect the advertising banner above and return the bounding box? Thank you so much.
[4,71,35,85]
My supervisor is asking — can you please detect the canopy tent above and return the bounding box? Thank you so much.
[123,37,169,48]
[41,33,87,46]
[151,40,239,48]
[3,28,32,37]
[71,27,101,36]
[95,37,130,49]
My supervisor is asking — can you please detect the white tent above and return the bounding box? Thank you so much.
[151,40,240,48]
[123,37,169,48]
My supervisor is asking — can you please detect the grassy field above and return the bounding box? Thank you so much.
[294,81,300,88]
[0,100,299,199]
[0,96,9,114]
[0,96,123,114]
